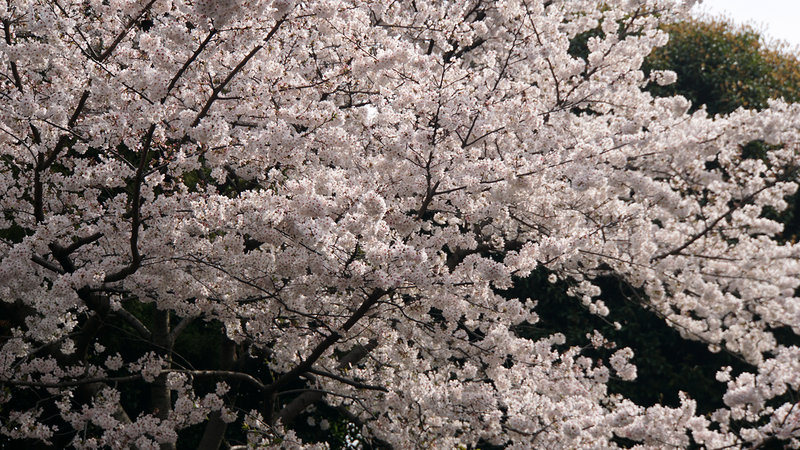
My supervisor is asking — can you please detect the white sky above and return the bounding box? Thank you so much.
[691,0,800,50]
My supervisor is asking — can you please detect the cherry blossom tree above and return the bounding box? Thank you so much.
[2,0,800,448]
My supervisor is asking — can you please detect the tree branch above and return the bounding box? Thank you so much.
[170,369,268,392]
[187,18,286,133]
[652,174,795,261]
[264,290,387,397]
[1,374,143,388]
[30,255,66,274]
[97,0,159,63]
[306,368,388,392]
[104,123,156,283]
[47,232,104,274]
[277,339,380,425]
[197,337,239,450]
[163,29,218,102]
[111,309,153,340]
[170,315,196,342]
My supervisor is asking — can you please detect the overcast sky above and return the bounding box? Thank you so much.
[691,0,800,50]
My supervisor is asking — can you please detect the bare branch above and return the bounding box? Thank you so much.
[1,374,143,388]
[111,308,153,341]
[170,315,196,341]
[170,369,268,392]
[31,255,66,274]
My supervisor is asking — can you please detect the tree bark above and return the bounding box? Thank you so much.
[151,308,176,450]
[196,338,240,450]
[277,339,379,426]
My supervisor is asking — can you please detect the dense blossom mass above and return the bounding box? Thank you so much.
[1,0,800,448]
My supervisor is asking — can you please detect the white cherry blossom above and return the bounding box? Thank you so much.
[1,0,799,448]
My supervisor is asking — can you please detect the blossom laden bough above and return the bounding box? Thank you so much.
[1,0,800,448]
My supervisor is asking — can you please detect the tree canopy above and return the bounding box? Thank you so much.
[2,1,800,449]
[644,16,800,115]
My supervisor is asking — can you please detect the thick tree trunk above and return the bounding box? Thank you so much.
[196,338,240,450]
[151,308,176,450]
